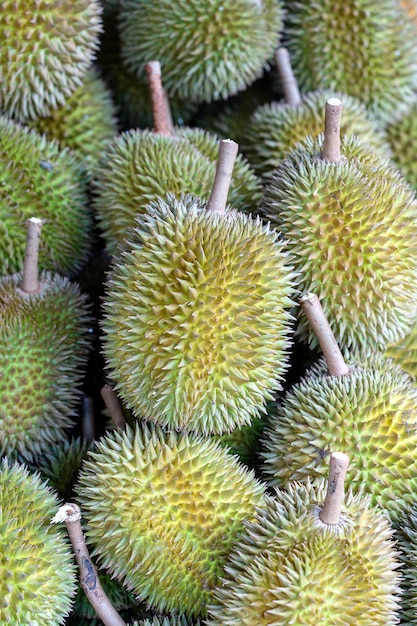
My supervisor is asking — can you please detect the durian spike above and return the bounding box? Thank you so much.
[100,384,127,429]
[21,217,43,293]
[275,47,302,106]
[319,451,350,525]
[144,61,172,136]
[299,293,349,376]
[206,138,239,214]
[321,97,343,163]
[51,503,127,626]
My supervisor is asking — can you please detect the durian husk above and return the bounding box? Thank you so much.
[385,96,417,191]
[394,507,417,623]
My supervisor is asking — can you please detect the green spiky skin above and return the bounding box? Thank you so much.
[0,116,92,277]
[0,0,102,122]
[27,68,118,177]
[206,481,401,625]
[0,271,92,460]
[243,89,391,182]
[385,315,417,382]
[282,0,417,124]
[394,508,417,623]
[385,99,417,192]
[261,134,417,355]
[261,353,417,523]
[0,459,77,624]
[118,0,283,104]
[75,423,267,618]
[93,127,262,256]
[213,412,269,469]
[102,194,296,434]
[131,619,201,626]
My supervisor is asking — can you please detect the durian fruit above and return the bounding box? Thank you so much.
[385,97,417,192]
[385,315,417,382]
[0,459,77,624]
[118,0,284,104]
[131,619,199,626]
[0,0,102,122]
[0,115,92,277]
[394,507,417,623]
[102,139,296,434]
[261,98,417,355]
[206,453,402,625]
[75,422,267,618]
[282,0,417,123]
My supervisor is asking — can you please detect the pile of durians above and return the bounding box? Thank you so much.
[3,0,417,624]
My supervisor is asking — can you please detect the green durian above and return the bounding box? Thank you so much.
[75,423,267,618]
[385,96,417,192]
[0,459,77,625]
[131,619,200,626]
[0,0,102,122]
[118,0,284,104]
[385,315,417,382]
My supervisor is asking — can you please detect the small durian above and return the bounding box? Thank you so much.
[75,422,267,618]
[206,453,401,625]
[0,0,102,122]
[0,459,77,624]
[118,0,284,104]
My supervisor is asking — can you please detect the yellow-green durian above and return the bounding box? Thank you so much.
[102,193,296,434]
[75,423,267,618]
[385,97,417,191]
[385,315,417,382]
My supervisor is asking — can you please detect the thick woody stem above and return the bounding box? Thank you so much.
[321,97,343,162]
[145,61,172,136]
[275,48,302,106]
[206,139,239,214]
[319,452,350,525]
[22,217,43,293]
[299,293,349,376]
[51,503,127,626]
[100,384,127,429]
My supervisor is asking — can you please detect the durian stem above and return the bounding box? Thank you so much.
[206,139,239,214]
[299,293,349,376]
[275,48,302,106]
[162,87,174,134]
[145,61,172,136]
[51,503,127,626]
[100,384,127,429]
[319,452,350,525]
[321,97,343,163]
[82,395,95,442]
[22,217,43,293]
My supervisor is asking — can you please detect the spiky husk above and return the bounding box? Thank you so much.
[206,480,401,625]
[385,98,417,191]
[0,0,102,122]
[0,271,92,460]
[75,423,267,617]
[385,315,417,382]
[102,194,296,434]
[261,134,417,354]
[0,459,77,624]
[394,508,417,623]
[283,0,417,123]
[243,89,391,181]
[118,0,283,104]
[261,353,417,522]
[131,619,200,625]
[28,68,118,177]
[213,410,270,469]
[93,127,262,256]
[0,116,92,277]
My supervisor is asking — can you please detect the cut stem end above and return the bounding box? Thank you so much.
[206,139,238,214]
[319,452,350,525]
[22,217,43,294]
[321,97,343,163]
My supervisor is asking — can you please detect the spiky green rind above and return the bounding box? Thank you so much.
[213,413,269,468]
[243,89,391,181]
[93,127,262,256]
[385,314,417,382]
[0,0,102,122]
[283,0,417,124]
[0,271,92,460]
[118,0,283,103]
[0,459,77,624]
[261,353,417,523]
[131,619,199,626]
[394,508,417,623]
[28,68,117,177]
[0,116,92,277]
[385,99,417,191]
[261,134,417,354]
[206,480,401,625]
[76,423,267,617]
[102,194,296,433]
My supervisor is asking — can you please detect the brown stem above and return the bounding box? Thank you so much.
[145,61,172,136]
[22,217,43,293]
[299,293,349,376]
[51,503,127,626]
[100,384,127,429]
[275,48,302,106]
[319,452,350,525]
[82,395,95,442]
[206,139,239,214]
[321,97,343,162]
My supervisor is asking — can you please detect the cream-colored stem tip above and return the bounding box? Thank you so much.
[275,47,302,106]
[22,217,43,294]
[319,452,350,525]
[322,97,343,163]
[206,139,239,214]
[145,60,171,136]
